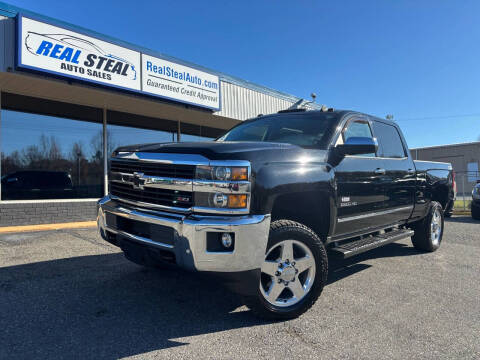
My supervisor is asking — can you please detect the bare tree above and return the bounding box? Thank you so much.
[90,130,115,163]
[39,134,63,161]
[69,142,85,162]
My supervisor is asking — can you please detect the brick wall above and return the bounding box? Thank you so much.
[0,201,97,226]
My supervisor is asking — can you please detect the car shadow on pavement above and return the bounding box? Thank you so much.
[327,242,421,285]
[445,216,477,224]
[0,241,423,359]
[0,253,269,359]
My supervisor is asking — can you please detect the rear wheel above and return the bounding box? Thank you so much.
[245,220,328,320]
[411,201,444,252]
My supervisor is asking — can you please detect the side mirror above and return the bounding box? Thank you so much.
[336,137,378,156]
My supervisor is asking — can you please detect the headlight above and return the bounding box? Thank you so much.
[196,166,248,181]
[194,163,250,213]
[195,192,249,209]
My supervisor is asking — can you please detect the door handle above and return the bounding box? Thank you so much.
[375,168,386,175]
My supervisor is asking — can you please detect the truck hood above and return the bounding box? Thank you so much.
[115,141,329,163]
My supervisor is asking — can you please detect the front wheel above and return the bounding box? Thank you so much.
[245,220,328,320]
[411,201,444,252]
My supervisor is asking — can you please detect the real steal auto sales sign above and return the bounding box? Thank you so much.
[18,16,142,91]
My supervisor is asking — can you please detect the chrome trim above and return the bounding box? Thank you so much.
[115,152,210,165]
[97,196,271,272]
[110,173,193,192]
[192,205,250,215]
[105,226,174,249]
[337,205,414,223]
[110,194,192,214]
[193,180,251,193]
[209,160,251,169]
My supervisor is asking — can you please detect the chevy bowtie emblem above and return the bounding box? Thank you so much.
[132,172,145,190]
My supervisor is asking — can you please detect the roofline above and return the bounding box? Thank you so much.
[0,1,319,106]
[410,141,480,151]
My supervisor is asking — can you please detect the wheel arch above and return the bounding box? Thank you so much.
[270,190,334,241]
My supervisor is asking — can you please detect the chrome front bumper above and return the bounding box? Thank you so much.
[97,196,271,272]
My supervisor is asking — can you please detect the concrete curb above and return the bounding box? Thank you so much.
[0,221,97,234]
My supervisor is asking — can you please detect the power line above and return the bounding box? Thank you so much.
[396,113,480,122]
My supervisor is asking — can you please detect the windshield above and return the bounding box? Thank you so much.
[217,112,339,149]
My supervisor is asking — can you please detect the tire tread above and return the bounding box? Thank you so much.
[245,219,328,320]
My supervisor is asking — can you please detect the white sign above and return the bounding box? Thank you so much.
[18,16,141,91]
[142,54,220,110]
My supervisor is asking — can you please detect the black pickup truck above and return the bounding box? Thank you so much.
[97,109,455,319]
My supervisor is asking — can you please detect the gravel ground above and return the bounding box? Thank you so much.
[0,216,479,360]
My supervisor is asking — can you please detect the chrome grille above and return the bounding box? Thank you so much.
[110,182,193,208]
[110,159,195,179]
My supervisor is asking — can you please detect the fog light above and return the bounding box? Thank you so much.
[221,233,233,248]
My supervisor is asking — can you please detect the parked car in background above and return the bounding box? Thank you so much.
[97,109,455,319]
[1,170,73,200]
[472,181,480,220]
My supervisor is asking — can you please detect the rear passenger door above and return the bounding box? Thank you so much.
[371,120,415,224]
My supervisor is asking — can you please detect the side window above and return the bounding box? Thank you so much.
[342,120,376,157]
[372,122,406,158]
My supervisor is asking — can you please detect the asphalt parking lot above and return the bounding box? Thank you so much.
[0,216,479,360]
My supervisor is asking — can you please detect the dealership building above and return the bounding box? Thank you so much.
[411,141,480,196]
[0,3,322,227]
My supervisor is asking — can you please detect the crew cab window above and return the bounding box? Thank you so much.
[372,121,406,158]
[342,120,376,157]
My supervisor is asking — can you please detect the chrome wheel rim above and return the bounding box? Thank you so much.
[430,208,442,246]
[259,240,316,307]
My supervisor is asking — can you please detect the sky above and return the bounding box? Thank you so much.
[5,0,480,148]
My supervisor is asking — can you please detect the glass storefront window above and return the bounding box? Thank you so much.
[108,124,174,150]
[1,110,104,200]
[180,133,213,142]
[0,110,217,201]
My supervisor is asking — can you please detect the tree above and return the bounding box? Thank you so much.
[69,142,85,162]
[90,130,115,163]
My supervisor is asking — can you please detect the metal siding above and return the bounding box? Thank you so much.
[0,16,7,72]
[215,81,297,121]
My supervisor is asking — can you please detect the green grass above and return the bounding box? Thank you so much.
[454,200,472,210]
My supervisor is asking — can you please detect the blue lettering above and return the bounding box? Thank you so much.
[36,40,53,55]
[50,44,63,59]
[146,61,152,71]
[58,47,73,62]
[71,49,80,64]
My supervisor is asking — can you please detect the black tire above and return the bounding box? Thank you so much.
[245,220,328,320]
[472,203,480,220]
[411,201,444,252]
